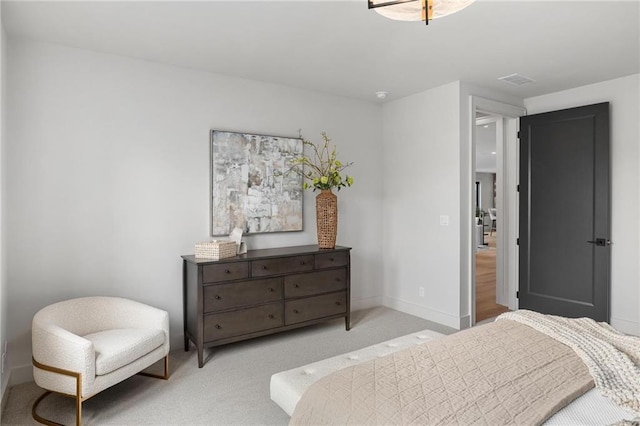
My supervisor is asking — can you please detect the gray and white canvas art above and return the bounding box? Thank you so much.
[211,130,303,235]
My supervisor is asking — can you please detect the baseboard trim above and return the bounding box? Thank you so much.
[8,364,32,387]
[382,297,462,330]
[611,317,639,336]
[1,371,10,417]
[459,314,472,330]
[351,296,383,312]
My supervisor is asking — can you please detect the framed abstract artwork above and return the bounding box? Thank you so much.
[210,130,304,235]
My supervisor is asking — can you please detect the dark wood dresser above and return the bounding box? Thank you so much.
[182,245,351,367]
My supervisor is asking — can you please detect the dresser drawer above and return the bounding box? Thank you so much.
[251,255,314,277]
[202,261,249,283]
[284,269,347,298]
[203,278,283,313]
[285,291,346,325]
[315,251,349,269]
[204,303,283,341]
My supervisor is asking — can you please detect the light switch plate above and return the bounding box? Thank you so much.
[439,215,449,226]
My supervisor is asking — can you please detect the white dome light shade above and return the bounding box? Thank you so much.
[373,0,475,21]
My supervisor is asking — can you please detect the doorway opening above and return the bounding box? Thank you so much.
[469,96,526,326]
[474,115,508,322]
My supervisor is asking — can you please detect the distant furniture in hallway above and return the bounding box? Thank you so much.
[475,223,485,248]
[488,208,497,236]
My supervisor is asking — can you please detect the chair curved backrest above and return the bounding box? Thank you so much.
[33,296,167,336]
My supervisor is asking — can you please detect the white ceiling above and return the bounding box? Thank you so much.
[2,0,639,103]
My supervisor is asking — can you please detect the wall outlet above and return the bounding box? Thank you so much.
[419,286,425,297]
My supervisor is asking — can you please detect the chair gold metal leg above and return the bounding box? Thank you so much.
[32,391,63,426]
[76,390,82,426]
[33,354,168,425]
[32,357,83,426]
[138,355,169,380]
[164,354,169,379]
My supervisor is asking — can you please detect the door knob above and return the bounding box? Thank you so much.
[587,238,611,246]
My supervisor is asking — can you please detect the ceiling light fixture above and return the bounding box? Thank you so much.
[376,91,389,100]
[368,0,475,25]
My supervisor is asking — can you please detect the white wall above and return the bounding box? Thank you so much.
[0,2,9,403]
[475,172,494,213]
[381,82,462,328]
[475,122,497,173]
[524,74,640,336]
[5,39,384,382]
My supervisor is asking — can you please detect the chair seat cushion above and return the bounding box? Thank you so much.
[83,328,165,376]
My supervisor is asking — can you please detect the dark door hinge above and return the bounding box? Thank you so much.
[516,291,519,298]
[517,238,520,245]
[517,185,520,192]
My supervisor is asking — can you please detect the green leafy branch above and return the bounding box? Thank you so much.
[287,132,354,191]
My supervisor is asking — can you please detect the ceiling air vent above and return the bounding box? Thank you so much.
[498,73,535,86]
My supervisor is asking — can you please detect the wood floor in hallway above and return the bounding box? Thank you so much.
[476,232,510,322]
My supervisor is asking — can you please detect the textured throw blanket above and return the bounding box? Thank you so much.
[497,310,640,415]
[290,319,593,425]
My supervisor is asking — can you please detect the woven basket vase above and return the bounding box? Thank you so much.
[316,189,338,249]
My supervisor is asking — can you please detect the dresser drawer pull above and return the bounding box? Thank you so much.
[214,295,221,300]
[294,284,300,288]
[224,269,231,274]
[215,324,222,329]
[262,265,268,270]
[268,314,275,319]
[335,278,341,282]
[299,261,306,265]
[269,287,275,292]
[329,258,334,262]
[293,309,299,314]
[335,301,341,306]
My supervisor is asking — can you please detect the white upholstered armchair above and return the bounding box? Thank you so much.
[31,296,170,425]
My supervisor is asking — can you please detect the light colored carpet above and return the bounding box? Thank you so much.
[1,307,454,425]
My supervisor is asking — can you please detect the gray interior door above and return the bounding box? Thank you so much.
[519,102,610,321]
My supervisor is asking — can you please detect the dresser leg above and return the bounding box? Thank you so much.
[184,335,190,352]
[345,316,351,331]
[198,346,204,368]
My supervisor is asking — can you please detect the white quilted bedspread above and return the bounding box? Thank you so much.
[290,319,593,425]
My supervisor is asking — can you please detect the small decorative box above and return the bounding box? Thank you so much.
[194,240,237,260]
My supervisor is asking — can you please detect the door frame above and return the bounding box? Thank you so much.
[469,96,526,325]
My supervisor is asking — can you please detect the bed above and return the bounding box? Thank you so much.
[270,310,639,425]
